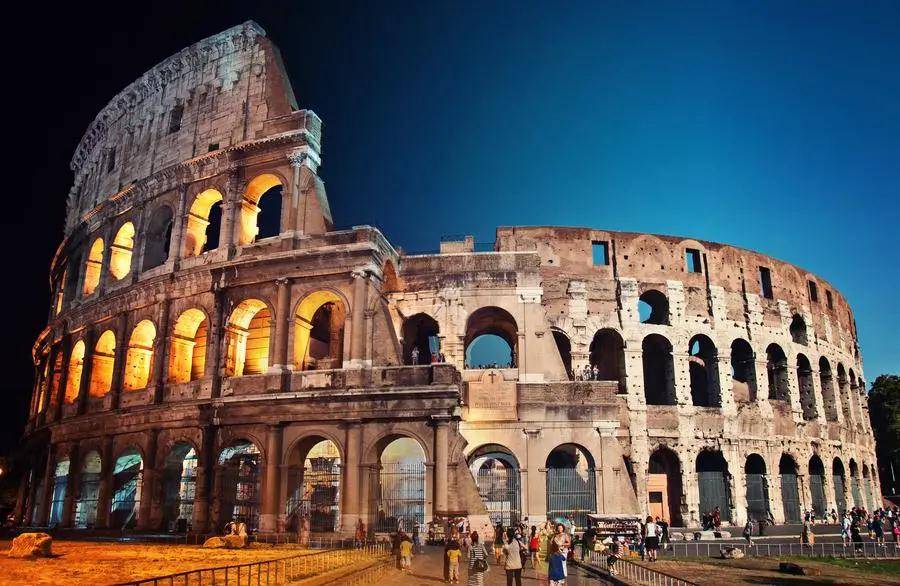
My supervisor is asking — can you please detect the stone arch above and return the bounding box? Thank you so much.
[217,439,263,532]
[796,354,817,420]
[366,430,432,466]
[48,456,71,525]
[168,308,209,383]
[848,459,862,510]
[551,327,573,379]
[744,454,769,521]
[464,306,518,368]
[74,450,102,528]
[109,221,135,280]
[369,434,428,532]
[638,289,669,325]
[225,299,272,377]
[64,339,86,404]
[766,344,789,401]
[589,328,625,390]
[142,205,174,271]
[401,312,440,365]
[160,442,198,531]
[82,237,104,296]
[239,173,284,244]
[789,314,808,345]
[89,330,116,397]
[696,450,732,522]
[832,457,847,513]
[779,454,801,522]
[467,444,522,528]
[293,290,347,370]
[123,320,156,391]
[642,333,675,405]
[284,435,343,532]
[184,188,224,256]
[808,455,827,517]
[730,338,757,402]
[689,334,720,407]
[836,363,852,421]
[381,259,401,294]
[110,447,144,529]
[818,357,838,422]
[648,446,683,526]
[545,443,597,530]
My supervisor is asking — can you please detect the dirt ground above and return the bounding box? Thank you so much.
[644,557,900,585]
[0,540,314,585]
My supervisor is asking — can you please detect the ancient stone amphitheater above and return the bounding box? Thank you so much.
[15,22,879,536]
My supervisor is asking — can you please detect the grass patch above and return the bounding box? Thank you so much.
[784,556,900,576]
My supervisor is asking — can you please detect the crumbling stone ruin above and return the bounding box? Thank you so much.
[13,22,879,536]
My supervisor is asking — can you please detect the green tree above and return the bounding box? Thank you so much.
[868,374,900,496]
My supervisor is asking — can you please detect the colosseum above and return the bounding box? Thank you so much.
[14,21,881,537]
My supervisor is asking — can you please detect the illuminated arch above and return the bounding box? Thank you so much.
[225,299,271,377]
[217,440,262,531]
[82,238,104,296]
[168,308,209,383]
[109,222,135,280]
[184,189,224,256]
[123,320,157,391]
[64,340,86,404]
[89,330,116,397]
[238,174,283,245]
[293,291,346,370]
[284,437,343,532]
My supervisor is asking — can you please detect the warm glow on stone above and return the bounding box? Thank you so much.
[82,238,104,296]
[225,299,270,377]
[89,330,116,397]
[65,340,86,403]
[123,320,156,391]
[238,174,281,245]
[109,222,135,280]
[184,189,223,256]
[168,308,208,383]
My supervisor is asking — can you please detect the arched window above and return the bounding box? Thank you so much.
[789,315,808,345]
[696,451,731,522]
[168,309,208,383]
[688,335,720,407]
[226,300,271,377]
[818,357,838,422]
[730,339,757,402]
[110,449,143,529]
[546,444,597,530]
[808,455,826,517]
[239,174,283,245]
[142,206,174,271]
[552,329,573,379]
[832,457,847,514]
[589,329,625,390]
[372,437,426,533]
[183,189,224,256]
[402,313,440,365]
[779,455,801,522]
[49,458,70,525]
[744,454,769,521]
[849,459,862,510]
[109,222,135,280]
[796,354,817,420]
[218,441,262,532]
[464,307,518,369]
[294,292,346,370]
[89,330,116,397]
[74,451,102,528]
[285,437,342,532]
[64,340,86,404]
[766,344,789,401]
[82,238,104,296]
[468,445,521,528]
[642,334,675,405]
[648,447,683,526]
[123,320,156,391]
[638,290,669,325]
[837,364,852,421]
[161,443,197,530]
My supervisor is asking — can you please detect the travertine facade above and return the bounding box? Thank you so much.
[15,22,880,535]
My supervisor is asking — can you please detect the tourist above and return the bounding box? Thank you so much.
[842,513,852,546]
[411,346,420,365]
[742,519,754,547]
[645,515,661,561]
[529,526,540,568]
[581,523,596,561]
[657,517,670,550]
[548,541,567,586]
[830,509,838,524]
[493,522,505,564]
[892,517,900,545]
[502,528,524,586]
[467,531,489,586]
[399,533,414,572]
[553,522,571,558]
[873,514,885,546]
[712,506,722,529]
[607,535,623,576]
[851,520,864,554]
[447,538,463,584]
[801,519,815,548]
[591,365,599,380]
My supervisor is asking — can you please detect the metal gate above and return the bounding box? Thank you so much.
[74,471,101,528]
[475,467,521,528]
[546,468,596,531]
[780,473,801,522]
[370,463,425,533]
[809,473,826,517]
[850,477,862,510]
[833,474,846,514]
[295,466,341,533]
[745,473,768,521]
[698,471,731,521]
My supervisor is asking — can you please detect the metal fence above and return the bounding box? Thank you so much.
[115,543,389,586]
[666,540,900,559]
[546,468,596,531]
[580,549,697,586]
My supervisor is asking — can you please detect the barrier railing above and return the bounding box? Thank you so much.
[115,543,389,586]
[666,540,900,559]
[580,549,697,586]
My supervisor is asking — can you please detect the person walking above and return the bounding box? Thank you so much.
[467,532,489,586]
[493,522,505,564]
[645,516,661,561]
[548,541,567,586]
[851,520,864,554]
[842,513,852,546]
[502,528,524,586]
[447,538,463,584]
[399,533,414,573]
[743,519,754,547]
[529,525,540,569]
[801,519,815,548]
[411,346,420,365]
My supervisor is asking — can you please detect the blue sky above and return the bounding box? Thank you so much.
[275,1,898,379]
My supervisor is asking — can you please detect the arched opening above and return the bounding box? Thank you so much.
[744,454,769,522]
[642,334,675,405]
[48,351,64,411]
[766,344,789,401]
[552,329,573,379]
[123,320,156,391]
[689,335,720,407]
[382,260,400,293]
[401,313,440,365]
[832,457,846,514]
[796,354,817,420]
[142,206,174,271]
[109,222,135,280]
[808,456,826,518]
[285,438,341,533]
[589,329,626,391]
[225,300,271,377]
[648,447,683,526]
[239,174,283,245]
[74,450,102,528]
[82,238,104,296]
[161,443,197,532]
[848,369,860,424]
[168,309,208,383]
[64,340,86,404]
[371,437,426,533]
[546,444,597,530]
[468,444,521,528]
[218,441,261,532]
[638,290,669,325]
[48,458,70,526]
[184,189,224,256]
[696,451,731,523]
[818,357,838,422]
[89,331,116,397]
[779,455,801,522]
[464,307,518,369]
[730,339,757,402]
[110,449,143,529]
[862,465,874,511]
[849,459,862,510]
[837,364,852,422]
[294,291,346,370]
[64,255,82,306]
[789,315,808,345]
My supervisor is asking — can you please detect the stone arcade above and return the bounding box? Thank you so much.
[14,22,880,536]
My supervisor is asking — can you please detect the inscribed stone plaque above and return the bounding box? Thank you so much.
[467,369,517,421]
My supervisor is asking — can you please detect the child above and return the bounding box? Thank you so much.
[529,526,540,568]
[548,542,566,586]
[446,539,462,584]
[399,534,414,572]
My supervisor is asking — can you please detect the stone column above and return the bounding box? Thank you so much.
[60,445,80,528]
[208,289,226,399]
[53,337,72,422]
[192,425,215,532]
[211,464,225,529]
[220,169,241,258]
[270,278,292,374]
[35,444,56,526]
[287,151,306,233]
[341,420,362,531]
[95,436,114,528]
[170,184,189,270]
[76,329,96,415]
[523,428,545,520]
[137,429,158,530]
[433,416,450,515]
[150,299,171,404]
[110,313,129,410]
[348,270,369,368]
[260,424,283,532]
